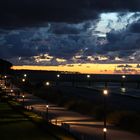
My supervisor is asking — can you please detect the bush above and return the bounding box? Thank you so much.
[108,111,140,133]
[91,105,104,120]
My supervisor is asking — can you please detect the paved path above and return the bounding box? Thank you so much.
[17,93,140,140]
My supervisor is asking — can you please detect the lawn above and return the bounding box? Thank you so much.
[0,102,56,140]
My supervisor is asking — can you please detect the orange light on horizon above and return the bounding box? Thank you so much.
[11,63,140,75]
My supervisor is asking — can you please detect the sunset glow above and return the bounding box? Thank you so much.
[12,63,140,74]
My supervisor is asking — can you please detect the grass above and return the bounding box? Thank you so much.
[108,110,140,134]
[0,102,56,140]
[8,100,76,140]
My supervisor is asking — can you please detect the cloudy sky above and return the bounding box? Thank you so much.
[1,0,140,66]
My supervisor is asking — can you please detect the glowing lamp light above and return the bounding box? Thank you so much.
[103,89,108,95]
[22,95,25,98]
[121,87,126,93]
[45,82,50,86]
[57,74,60,78]
[122,75,126,79]
[22,79,26,82]
[103,128,107,133]
[24,74,27,77]
[46,105,49,108]
[87,75,90,78]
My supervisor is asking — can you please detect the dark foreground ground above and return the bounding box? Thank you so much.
[0,102,56,140]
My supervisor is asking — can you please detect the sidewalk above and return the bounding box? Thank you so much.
[17,92,140,140]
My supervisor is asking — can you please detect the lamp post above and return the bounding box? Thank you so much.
[103,89,108,140]
[46,104,49,122]
[87,74,90,78]
[45,81,50,86]
[121,75,126,87]
[103,128,107,140]
[87,75,91,86]
[24,74,27,78]
[122,75,126,79]
[22,95,25,106]
[57,74,60,78]
[10,89,13,96]
[56,74,60,86]
[4,75,7,86]
[22,78,26,82]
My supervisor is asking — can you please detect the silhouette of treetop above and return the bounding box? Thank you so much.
[0,59,12,73]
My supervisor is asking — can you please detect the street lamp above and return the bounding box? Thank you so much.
[103,89,108,140]
[57,74,60,78]
[22,78,26,82]
[103,127,107,139]
[87,75,91,86]
[87,75,90,78]
[4,75,7,86]
[103,128,107,133]
[46,104,49,122]
[45,81,50,86]
[22,95,25,106]
[121,75,126,87]
[24,74,27,77]
[10,89,13,96]
[122,75,126,79]
[56,74,60,86]
[103,89,108,95]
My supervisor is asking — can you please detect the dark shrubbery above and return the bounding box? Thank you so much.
[108,111,140,133]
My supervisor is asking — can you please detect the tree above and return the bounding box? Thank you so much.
[0,59,13,74]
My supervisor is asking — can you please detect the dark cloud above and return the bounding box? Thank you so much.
[1,12,140,65]
[114,68,138,74]
[67,17,140,62]
[1,0,140,28]
[0,31,38,58]
[49,24,82,34]
[117,64,132,68]
[129,21,140,33]
[102,26,140,57]
[0,0,96,28]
